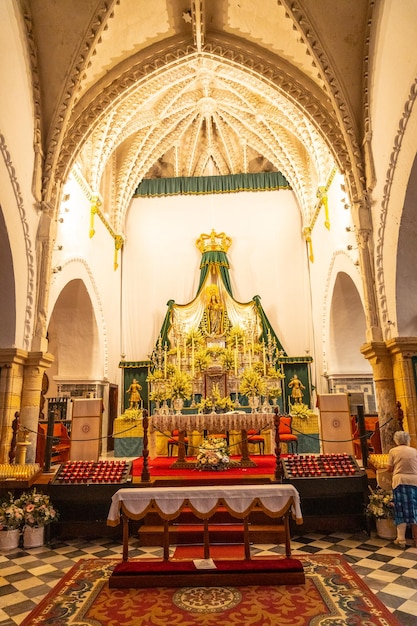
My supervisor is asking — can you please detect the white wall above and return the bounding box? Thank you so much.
[122,189,313,361]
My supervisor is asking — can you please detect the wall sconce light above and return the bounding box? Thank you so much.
[345,226,355,232]
[58,217,64,223]
[52,266,62,273]
[387,320,395,326]
[54,245,63,251]
[63,194,70,202]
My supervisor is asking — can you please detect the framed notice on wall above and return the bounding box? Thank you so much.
[70,398,103,461]
[317,393,354,456]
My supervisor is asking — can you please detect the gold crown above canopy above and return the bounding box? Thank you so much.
[196,230,232,253]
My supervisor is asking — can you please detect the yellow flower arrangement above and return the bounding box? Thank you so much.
[169,369,192,400]
[239,368,267,398]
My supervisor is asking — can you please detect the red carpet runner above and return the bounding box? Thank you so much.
[132,454,278,478]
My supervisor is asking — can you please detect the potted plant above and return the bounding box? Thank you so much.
[0,493,24,550]
[17,488,59,547]
[366,487,396,539]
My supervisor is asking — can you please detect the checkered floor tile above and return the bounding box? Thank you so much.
[0,532,416,625]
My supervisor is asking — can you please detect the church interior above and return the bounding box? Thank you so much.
[1,1,417,624]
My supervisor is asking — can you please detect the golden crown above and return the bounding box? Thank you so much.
[196,229,232,253]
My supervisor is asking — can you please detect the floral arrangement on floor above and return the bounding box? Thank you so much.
[17,488,59,528]
[0,493,24,530]
[196,437,230,471]
[121,408,143,422]
[366,487,394,520]
[289,402,316,420]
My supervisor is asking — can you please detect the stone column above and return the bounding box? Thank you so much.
[0,349,27,463]
[19,352,54,464]
[360,341,397,451]
[386,337,417,448]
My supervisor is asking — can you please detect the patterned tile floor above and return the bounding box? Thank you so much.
[0,531,416,625]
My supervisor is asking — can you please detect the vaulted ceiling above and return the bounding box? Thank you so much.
[24,0,372,231]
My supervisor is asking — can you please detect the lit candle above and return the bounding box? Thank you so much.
[248,346,252,368]
[184,334,187,359]
[177,344,181,370]
[191,337,195,377]
[263,342,266,376]
[164,344,167,379]
[234,335,238,376]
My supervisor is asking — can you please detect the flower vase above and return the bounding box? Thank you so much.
[248,395,260,413]
[376,518,396,540]
[23,525,45,548]
[173,397,184,415]
[0,529,20,550]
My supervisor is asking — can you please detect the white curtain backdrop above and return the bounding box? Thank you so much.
[121,189,313,361]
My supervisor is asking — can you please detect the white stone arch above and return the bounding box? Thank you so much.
[375,98,417,339]
[47,258,108,386]
[0,135,36,351]
[322,251,369,376]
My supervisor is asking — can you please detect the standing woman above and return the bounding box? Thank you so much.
[387,431,417,547]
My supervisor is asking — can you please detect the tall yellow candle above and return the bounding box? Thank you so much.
[184,335,187,359]
[164,344,167,378]
[177,344,181,370]
[263,342,266,376]
[191,337,195,377]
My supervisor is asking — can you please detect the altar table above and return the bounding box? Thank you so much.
[149,411,275,463]
[107,483,302,560]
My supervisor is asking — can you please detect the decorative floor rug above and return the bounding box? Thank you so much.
[21,554,401,625]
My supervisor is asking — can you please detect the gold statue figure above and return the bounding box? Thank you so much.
[126,378,142,409]
[288,374,305,404]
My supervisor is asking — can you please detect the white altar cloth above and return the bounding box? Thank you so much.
[107,483,302,525]
[149,411,275,457]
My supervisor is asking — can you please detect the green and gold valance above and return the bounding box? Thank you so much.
[133,172,291,197]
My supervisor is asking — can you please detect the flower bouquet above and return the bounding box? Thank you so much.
[366,487,394,520]
[0,493,24,530]
[17,488,59,528]
[289,402,316,420]
[196,437,230,471]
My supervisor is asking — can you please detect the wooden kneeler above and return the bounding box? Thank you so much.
[109,557,305,588]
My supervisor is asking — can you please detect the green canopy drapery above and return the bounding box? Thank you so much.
[197,250,233,296]
[253,295,287,356]
[134,172,291,197]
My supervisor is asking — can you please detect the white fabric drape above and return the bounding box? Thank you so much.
[107,484,303,524]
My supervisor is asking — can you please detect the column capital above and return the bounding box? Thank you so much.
[0,348,28,367]
[386,336,417,358]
